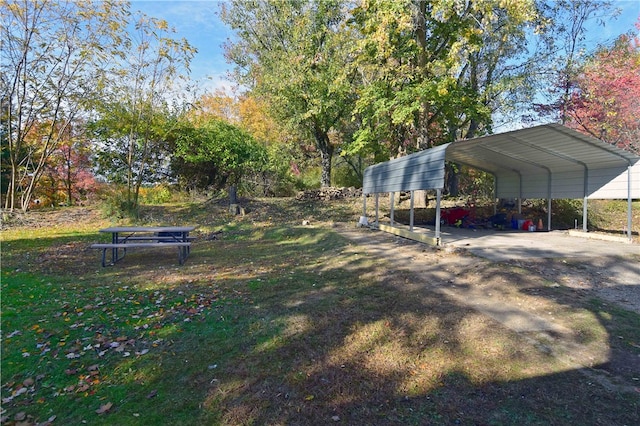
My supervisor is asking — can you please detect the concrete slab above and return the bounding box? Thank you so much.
[399,225,639,261]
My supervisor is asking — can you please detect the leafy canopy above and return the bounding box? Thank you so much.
[220,0,357,187]
[566,19,640,155]
[174,119,267,189]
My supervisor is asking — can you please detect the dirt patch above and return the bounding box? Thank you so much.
[1,208,105,230]
[335,224,640,392]
[510,256,640,315]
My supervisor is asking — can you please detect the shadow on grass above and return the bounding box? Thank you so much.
[191,235,639,425]
[2,205,639,425]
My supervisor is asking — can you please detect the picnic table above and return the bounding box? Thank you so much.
[91,226,196,267]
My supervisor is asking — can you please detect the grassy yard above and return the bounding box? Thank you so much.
[1,198,639,425]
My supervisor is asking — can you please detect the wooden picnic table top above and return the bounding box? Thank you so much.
[99,226,196,233]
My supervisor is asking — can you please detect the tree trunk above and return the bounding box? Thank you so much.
[445,162,459,197]
[228,185,242,215]
[320,150,332,188]
[414,190,428,208]
[229,185,238,205]
[315,128,333,188]
[66,159,73,206]
[5,170,15,211]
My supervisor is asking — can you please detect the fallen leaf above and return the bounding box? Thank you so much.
[96,402,113,414]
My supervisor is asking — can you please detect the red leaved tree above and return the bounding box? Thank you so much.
[42,141,97,206]
[565,18,640,154]
[36,121,97,208]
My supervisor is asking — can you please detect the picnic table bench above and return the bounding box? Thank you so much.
[91,226,196,267]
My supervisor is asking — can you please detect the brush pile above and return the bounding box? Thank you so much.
[295,187,362,201]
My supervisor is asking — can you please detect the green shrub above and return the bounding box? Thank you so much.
[332,161,362,188]
[139,184,172,205]
[96,185,138,219]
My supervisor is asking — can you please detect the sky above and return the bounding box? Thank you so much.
[130,1,235,93]
[130,0,640,95]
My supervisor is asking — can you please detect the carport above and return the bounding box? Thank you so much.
[362,124,640,244]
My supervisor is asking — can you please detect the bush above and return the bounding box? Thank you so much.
[96,185,138,220]
[332,161,362,188]
[139,184,172,205]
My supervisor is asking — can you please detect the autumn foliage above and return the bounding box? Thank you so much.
[566,19,640,155]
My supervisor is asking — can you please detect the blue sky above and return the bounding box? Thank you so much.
[130,0,640,95]
[130,1,234,93]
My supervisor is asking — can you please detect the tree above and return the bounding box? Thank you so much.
[187,90,297,196]
[531,0,619,124]
[220,0,357,187]
[174,119,267,204]
[91,13,196,216]
[236,94,299,196]
[92,102,176,187]
[565,20,640,155]
[346,0,537,198]
[1,0,129,212]
[189,89,239,125]
[41,120,96,206]
[348,0,538,157]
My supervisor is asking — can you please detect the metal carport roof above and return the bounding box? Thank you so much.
[362,124,640,242]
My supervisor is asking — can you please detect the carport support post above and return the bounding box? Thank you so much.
[583,167,589,232]
[518,171,522,214]
[435,189,442,244]
[583,197,588,232]
[390,192,395,225]
[628,164,633,241]
[493,180,498,215]
[375,193,379,225]
[409,190,415,231]
[547,171,552,231]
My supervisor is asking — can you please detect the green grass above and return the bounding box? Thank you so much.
[2,198,639,425]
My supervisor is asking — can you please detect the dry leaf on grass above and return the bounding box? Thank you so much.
[96,402,113,414]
